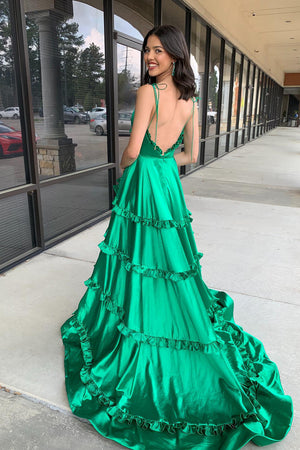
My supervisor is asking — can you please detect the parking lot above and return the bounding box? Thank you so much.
[0,118,130,191]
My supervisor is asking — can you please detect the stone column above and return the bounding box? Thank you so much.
[25,2,76,176]
[36,13,66,140]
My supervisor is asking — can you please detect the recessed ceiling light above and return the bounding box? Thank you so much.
[290,37,295,39]
[254,49,259,53]
[285,20,292,23]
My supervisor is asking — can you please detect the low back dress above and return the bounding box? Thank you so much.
[61,82,293,450]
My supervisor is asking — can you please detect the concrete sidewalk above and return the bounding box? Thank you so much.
[0,127,299,449]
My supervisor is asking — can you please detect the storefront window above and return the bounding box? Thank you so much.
[25,0,107,179]
[237,57,248,145]
[252,67,258,127]
[185,17,206,172]
[205,32,221,163]
[231,52,241,131]
[253,69,261,137]
[229,51,241,149]
[0,0,27,191]
[114,1,154,154]
[219,44,232,155]
[244,62,253,142]
[117,43,142,155]
[0,193,33,266]
[41,170,109,241]
[256,72,264,135]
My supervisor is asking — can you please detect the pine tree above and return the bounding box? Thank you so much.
[58,21,84,106]
[75,43,105,108]
[0,0,16,108]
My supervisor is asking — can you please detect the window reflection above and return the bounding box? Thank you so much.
[114,1,153,156]
[229,51,241,149]
[25,0,107,179]
[117,44,141,154]
[244,62,253,142]
[256,72,264,135]
[219,44,232,155]
[0,193,33,265]
[185,17,205,172]
[231,52,241,132]
[0,0,26,191]
[114,0,154,38]
[205,32,221,163]
[237,57,248,146]
[41,170,109,241]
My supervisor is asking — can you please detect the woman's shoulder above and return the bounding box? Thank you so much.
[137,83,155,98]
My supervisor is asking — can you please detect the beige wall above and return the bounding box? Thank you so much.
[185,0,284,86]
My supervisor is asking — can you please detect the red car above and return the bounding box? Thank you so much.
[0,124,23,158]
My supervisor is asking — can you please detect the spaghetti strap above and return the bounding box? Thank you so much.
[148,86,198,159]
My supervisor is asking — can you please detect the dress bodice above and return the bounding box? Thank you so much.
[130,83,197,160]
[130,109,184,160]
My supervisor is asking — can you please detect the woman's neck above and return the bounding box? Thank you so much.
[156,73,173,85]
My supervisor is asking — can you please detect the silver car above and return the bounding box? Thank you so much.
[90,111,132,136]
[88,107,106,120]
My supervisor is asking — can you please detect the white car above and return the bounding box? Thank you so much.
[0,107,20,119]
[207,110,217,124]
[88,107,106,120]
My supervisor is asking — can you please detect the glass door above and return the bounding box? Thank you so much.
[115,33,143,160]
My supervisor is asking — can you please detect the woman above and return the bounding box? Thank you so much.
[61,25,293,450]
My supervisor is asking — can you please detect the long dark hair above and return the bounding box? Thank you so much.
[142,25,196,100]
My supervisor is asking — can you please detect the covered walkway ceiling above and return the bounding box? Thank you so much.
[240,0,300,74]
[186,0,300,85]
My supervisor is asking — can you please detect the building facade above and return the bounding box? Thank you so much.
[0,0,283,272]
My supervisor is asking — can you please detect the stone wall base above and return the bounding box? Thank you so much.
[37,138,77,176]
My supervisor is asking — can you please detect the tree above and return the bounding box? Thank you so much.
[118,69,137,109]
[75,43,105,108]
[208,67,219,110]
[25,16,41,110]
[58,21,84,106]
[24,18,85,109]
[0,6,105,112]
[0,0,16,107]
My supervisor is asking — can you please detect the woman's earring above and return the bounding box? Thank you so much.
[172,61,176,76]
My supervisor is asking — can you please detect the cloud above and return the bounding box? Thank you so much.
[83,28,105,51]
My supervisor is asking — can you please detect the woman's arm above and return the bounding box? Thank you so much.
[174,100,199,167]
[120,85,154,170]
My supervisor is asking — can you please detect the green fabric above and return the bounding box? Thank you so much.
[61,84,293,449]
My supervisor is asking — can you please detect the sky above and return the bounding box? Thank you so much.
[72,1,142,76]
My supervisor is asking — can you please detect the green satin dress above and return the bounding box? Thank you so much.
[61,83,293,449]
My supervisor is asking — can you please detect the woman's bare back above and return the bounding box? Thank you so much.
[147,83,194,154]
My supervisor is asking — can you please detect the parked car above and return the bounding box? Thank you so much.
[64,106,89,124]
[88,107,106,120]
[0,107,20,119]
[207,110,217,124]
[89,111,132,136]
[0,124,23,157]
